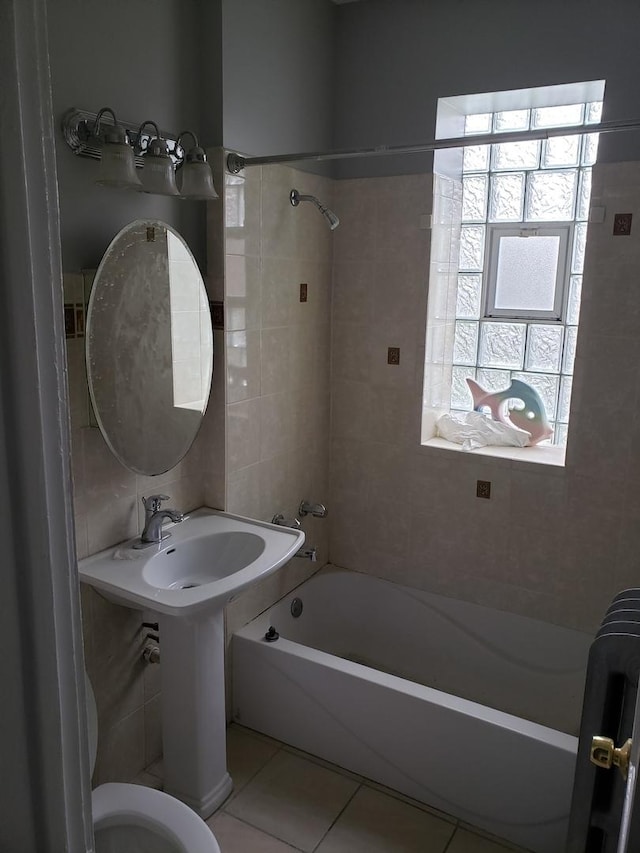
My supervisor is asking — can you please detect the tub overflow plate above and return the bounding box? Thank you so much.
[291,597,303,618]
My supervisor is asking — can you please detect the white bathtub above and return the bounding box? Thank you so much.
[232,566,592,853]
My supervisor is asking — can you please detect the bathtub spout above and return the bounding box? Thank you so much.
[296,546,317,562]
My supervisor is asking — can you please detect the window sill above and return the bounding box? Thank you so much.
[421,436,566,467]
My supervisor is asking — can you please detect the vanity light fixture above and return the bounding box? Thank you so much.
[60,107,219,201]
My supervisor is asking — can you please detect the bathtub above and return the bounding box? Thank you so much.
[232,566,592,853]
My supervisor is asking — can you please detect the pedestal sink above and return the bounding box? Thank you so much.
[78,508,304,818]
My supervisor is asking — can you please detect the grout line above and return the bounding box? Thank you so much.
[310,780,362,852]
[442,829,456,853]
[216,812,307,852]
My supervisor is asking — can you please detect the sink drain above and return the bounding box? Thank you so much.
[179,582,200,589]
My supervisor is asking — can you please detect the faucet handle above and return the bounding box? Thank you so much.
[298,500,328,519]
[272,513,302,530]
[142,494,171,513]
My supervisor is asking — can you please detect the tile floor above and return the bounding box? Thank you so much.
[135,724,529,853]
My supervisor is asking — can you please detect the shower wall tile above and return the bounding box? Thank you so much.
[226,254,262,332]
[222,165,334,670]
[227,329,262,404]
[329,163,640,636]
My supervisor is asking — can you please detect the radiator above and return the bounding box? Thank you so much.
[567,589,640,853]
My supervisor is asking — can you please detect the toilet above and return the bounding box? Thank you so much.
[86,674,221,853]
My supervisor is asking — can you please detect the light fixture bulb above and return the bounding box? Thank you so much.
[94,111,142,191]
[178,146,219,200]
[140,137,179,196]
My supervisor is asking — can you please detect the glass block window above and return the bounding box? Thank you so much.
[452,100,601,447]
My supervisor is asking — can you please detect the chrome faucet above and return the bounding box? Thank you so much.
[136,494,184,547]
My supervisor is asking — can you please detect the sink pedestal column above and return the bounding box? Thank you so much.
[158,612,233,819]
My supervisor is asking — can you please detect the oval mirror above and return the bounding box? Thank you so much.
[86,220,213,475]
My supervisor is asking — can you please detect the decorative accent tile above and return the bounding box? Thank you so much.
[477,480,491,499]
[64,302,85,338]
[613,212,632,235]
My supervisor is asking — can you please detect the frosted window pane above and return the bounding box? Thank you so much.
[567,276,582,325]
[557,375,573,423]
[512,372,559,419]
[586,102,603,124]
[488,173,525,222]
[492,140,540,171]
[476,368,511,392]
[494,110,530,132]
[576,169,592,221]
[456,274,482,319]
[459,225,485,271]
[572,222,587,274]
[526,171,577,221]
[562,326,578,374]
[541,135,581,168]
[465,113,492,135]
[479,322,526,370]
[453,321,479,365]
[494,235,560,312]
[532,104,584,128]
[462,175,488,222]
[582,133,599,166]
[463,145,490,172]
[451,366,475,409]
[525,324,564,372]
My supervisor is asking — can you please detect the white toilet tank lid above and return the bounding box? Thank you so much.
[84,672,98,777]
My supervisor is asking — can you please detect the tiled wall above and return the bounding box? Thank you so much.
[219,163,333,638]
[329,162,640,636]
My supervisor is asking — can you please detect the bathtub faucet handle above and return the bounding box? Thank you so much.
[272,513,301,530]
[298,500,328,519]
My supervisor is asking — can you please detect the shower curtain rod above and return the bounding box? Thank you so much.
[226,117,640,173]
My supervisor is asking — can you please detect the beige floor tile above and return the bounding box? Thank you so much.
[446,828,515,853]
[226,750,359,852]
[207,813,300,853]
[315,785,455,853]
[227,725,282,795]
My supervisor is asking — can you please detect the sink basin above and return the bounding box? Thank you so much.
[144,531,266,590]
[78,508,305,616]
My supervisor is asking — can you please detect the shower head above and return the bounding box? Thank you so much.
[290,188,340,231]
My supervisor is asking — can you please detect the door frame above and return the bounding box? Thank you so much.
[0,0,93,849]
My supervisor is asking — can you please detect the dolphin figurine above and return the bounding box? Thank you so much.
[465,378,553,446]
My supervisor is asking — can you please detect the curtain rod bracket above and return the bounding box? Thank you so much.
[226,152,246,174]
